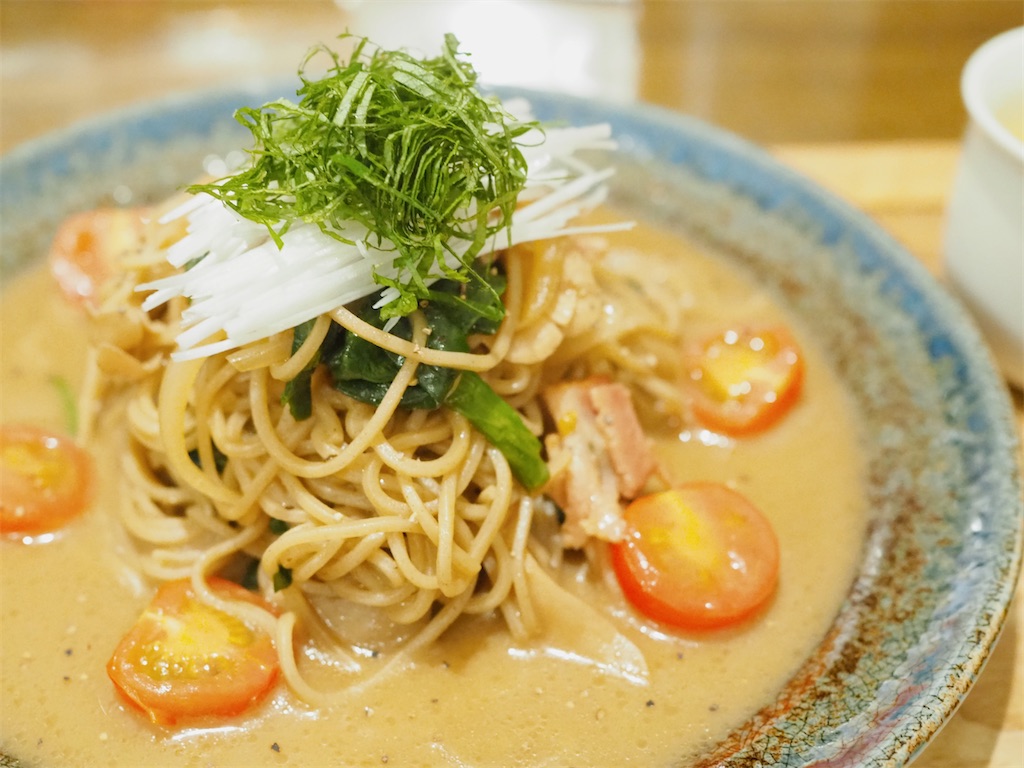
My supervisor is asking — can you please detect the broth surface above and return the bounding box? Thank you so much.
[0,222,867,767]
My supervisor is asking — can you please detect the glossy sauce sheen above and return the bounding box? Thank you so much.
[0,223,867,767]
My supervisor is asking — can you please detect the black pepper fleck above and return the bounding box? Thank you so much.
[645,699,655,707]
[271,742,281,753]
[64,648,73,656]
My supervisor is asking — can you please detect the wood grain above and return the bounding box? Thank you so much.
[3,0,1022,151]
[639,0,1023,143]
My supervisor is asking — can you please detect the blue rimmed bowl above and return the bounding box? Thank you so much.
[2,85,1021,766]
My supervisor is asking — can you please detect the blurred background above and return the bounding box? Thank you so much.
[2,0,1022,152]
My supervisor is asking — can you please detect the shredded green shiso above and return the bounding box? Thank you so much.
[190,32,535,322]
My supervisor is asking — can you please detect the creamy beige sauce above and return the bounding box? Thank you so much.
[1,223,867,767]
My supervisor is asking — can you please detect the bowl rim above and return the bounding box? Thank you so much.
[961,25,1024,163]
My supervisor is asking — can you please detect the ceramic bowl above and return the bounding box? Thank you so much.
[1,85,1021,766]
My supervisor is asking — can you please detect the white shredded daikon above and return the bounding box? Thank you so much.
[138,103,632,360]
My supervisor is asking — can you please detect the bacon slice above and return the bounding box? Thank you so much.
[543,378,656,548]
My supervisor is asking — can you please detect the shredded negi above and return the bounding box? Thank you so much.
[136,33,631,489]
[190,33,531,322]
[139,33,625,359]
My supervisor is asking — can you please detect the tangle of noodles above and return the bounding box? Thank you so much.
[81,199,686,703]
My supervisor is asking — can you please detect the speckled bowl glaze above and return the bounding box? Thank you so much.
[2,86,1021,767]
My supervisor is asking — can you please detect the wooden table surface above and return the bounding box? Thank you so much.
[2,2,1022,766]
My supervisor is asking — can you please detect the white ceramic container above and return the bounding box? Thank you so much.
[944,26,1024,388]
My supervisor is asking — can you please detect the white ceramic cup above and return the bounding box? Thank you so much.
[944,26,1024,389]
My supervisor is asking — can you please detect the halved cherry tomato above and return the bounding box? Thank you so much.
[610,484,780,630]
[107,577,280,725]
[49,208,146,310]
[684,326,804,436]
[0,424,93,535]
